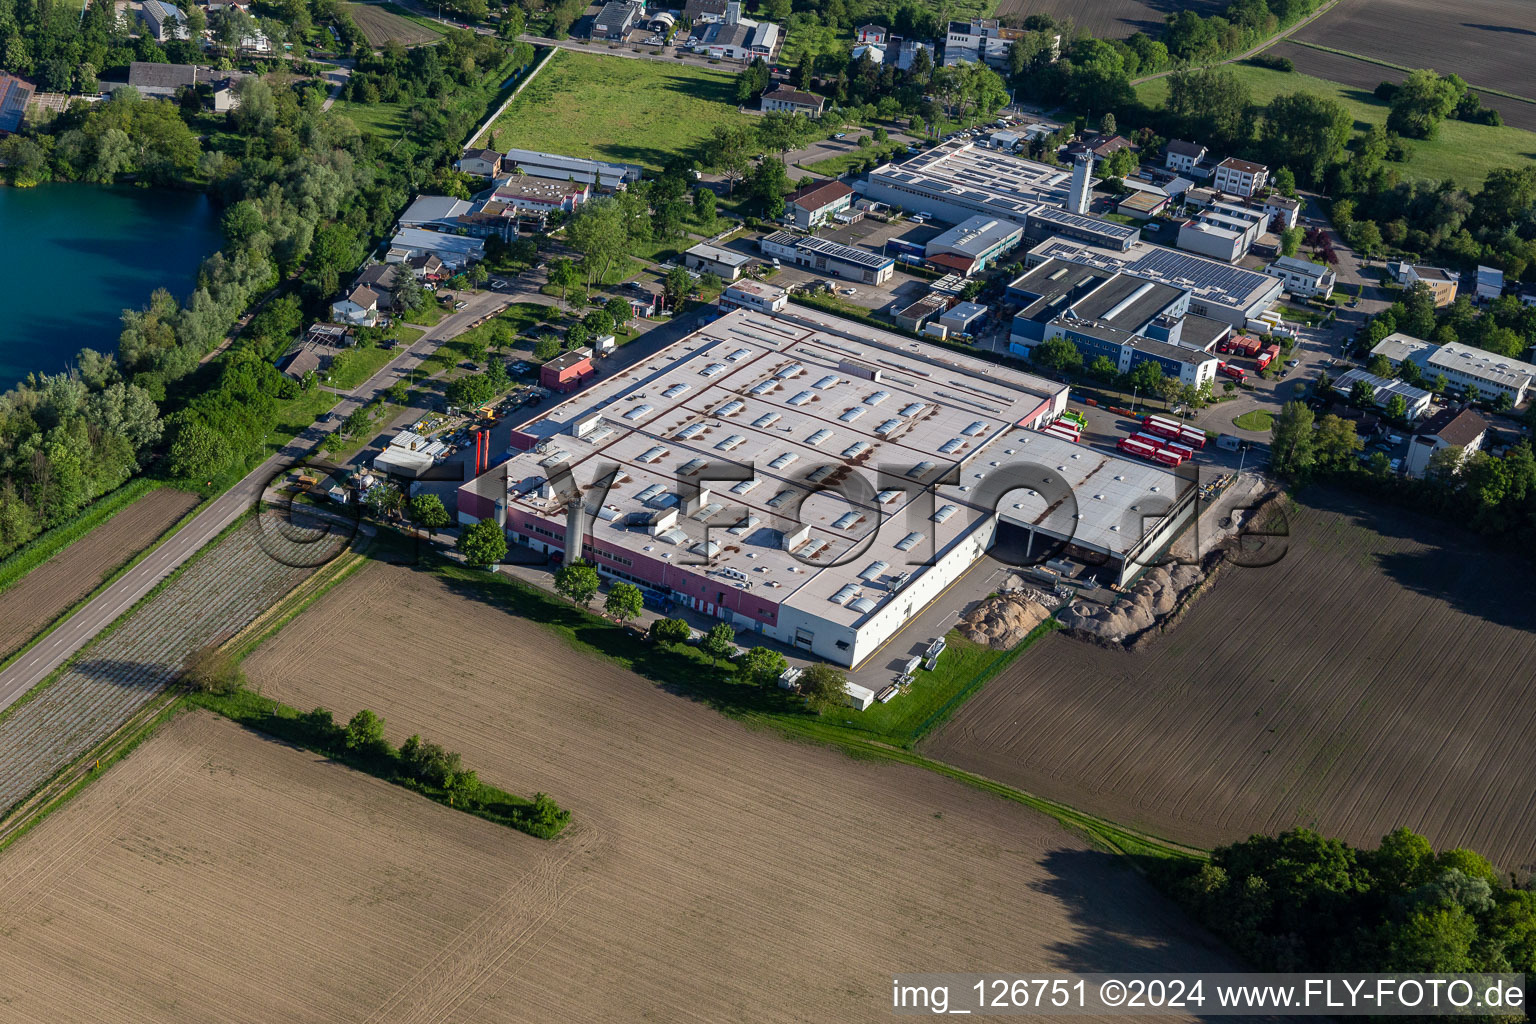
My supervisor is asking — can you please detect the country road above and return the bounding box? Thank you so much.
[1129,0,1341,85]
[0,281,521,716]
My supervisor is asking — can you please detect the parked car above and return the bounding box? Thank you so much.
[832,132,847,139]
[454,300,467,310]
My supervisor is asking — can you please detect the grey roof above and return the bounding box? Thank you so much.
[1332,368,1430,406]
[1009,259,1185,334]
[1177,313,1231,349]
[685,241,753,268]
[763,85,822,109]
[1270,254,1332,279]
[502,148,642,184]
[400,194,472,227]
[127,62,200,91]
[1027,237,1282,312]
[1165,139,1205,158]
[924,215,1023,258]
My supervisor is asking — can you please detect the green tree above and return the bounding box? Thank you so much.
[1387,69,1463,139]
[1030,338,1083,375]
[736,645,786,686]
[180,643,242,695]
[693,186,717,230]
[604,296,632,330]
[1270,400,1317,477]
[457,517,508,566]
[799,662,848,711]
[408,492,450,536]
[604,581,644,624]
[534,336,561,362]
[1272,166,1297,196]
[554,558,601,607]
[1279,226,1304,257]
[1349,379,1376,406]
[1088,355,1119,381]
[649,616,692,645]
[700,622,736,663]
[1384,394,1409,421]
[664,265,693,310]
[1259,92,1351,185]
[344,709,387,754]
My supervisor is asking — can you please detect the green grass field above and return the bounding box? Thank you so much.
[1233,409,1275,431]
[798,144,904,178]
[1135,64,1536,189]
[329,100,409,142]
[325,342,396,390]
[475,50,753,169]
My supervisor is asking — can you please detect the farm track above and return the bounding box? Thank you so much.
[923,491,1536,874]
[0,489,199,664]
[0,514,343,819]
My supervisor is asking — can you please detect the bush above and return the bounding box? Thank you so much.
[180,644,243,694]
[344,709,387,753]
[650,616,691,645]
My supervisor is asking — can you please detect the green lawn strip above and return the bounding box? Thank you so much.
[1135,63,1536,188]
[799,145,905,178]
[427,550,1192,863]
[1233,409,1275,431]
[475,49,753,168]
[0,478,162,596]
[0,511,256,729]
[325,341,397,390]
[330,99,410,142]
[403,302,448,328]
[188,687,569,840]
[390,325,425,346]
[1282,40,1536,105]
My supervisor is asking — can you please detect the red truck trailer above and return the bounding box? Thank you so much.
[1218,361,1247,381]
[1176,424,1207,449]
[1141,414,1183,440]
[1255,343,1281,371]
[1218,335,1263,357]
[1117,437,1157,460]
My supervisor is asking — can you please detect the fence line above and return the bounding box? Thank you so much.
[463,45,556,151]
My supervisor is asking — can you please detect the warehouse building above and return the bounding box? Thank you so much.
[1021,236,1283,327]
[1370,334,1535,406]
[1005,258,1189,347]
[922,216,1023,275]
[1041,317,1218,387]
[760,232,894,284]
[860,141,1077,227]
[457,306,1194,666]
[501,148,643,188]
[1024,206,1140,251]
[683,242,754,281]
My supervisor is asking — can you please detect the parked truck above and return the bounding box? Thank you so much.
[1218,361,1247,381]
[1255,343,1281,371]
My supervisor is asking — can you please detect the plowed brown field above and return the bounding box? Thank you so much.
[0,488,197,662]
[992,0,1227,38]
[201,559,1241,1022]
[923,491,1536,873]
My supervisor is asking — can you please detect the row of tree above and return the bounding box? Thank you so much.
[1164,827,1536,973]
[1030,337,1216,412]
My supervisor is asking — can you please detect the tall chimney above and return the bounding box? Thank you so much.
[1069,153,1093,215]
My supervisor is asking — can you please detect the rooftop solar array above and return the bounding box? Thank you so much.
[1029,206,1138,243]
[1029,237,1281,311]
[794,235,893,270]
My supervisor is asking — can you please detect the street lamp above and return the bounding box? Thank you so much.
[1131,385,1139,413]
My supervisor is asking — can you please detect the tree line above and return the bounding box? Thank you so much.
[1162,828,1536,974]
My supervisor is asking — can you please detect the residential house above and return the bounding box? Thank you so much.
[682,0,727,23]
[593,0,641,40]
[139,0,189,41]
[1476,265,1505,301]
[0,74,35,134]
[855,23,888,44]
[276,324,353,380]
[690,5,780,60]
[1404,407,1489,478]
[626,287,664,318]
[211,83,240,112]
[851,43,884,64]
[1164,140,1206,173]
[331,285,380,326]
[783,179,853,229]
[759,85,823,118]
[125,61,202,98]
[894,39,932,71]
[455,147,503,177]
[1391,262,1459,306]
[1262,193,1301,230]
[1212,156,1268,197]
[1267,254,1337,299]
[356,263,407,309]
[1062,132,1133,161]
[406,253,446,281]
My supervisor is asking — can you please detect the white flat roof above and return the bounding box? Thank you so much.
[869,141,1075,221]
[925,215,1024,258]
[479,306,1073,629]
[686,242,753,267]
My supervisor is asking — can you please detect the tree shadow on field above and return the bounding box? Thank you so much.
[1029,847,1241,974]
[1293,487,1536,634]
[70,658,178,692]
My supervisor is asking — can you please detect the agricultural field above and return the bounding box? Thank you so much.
[923,490,1536,875]
[0,488,198,663]
[231,559,1240,1021]
[0,514,341,818]
[1135,63,1536,188]
[992,0,1226,38]
[475,50,753,170]
[1267,41,1536,132]
[0,712,555,1022]
[345,1,442,47]
[1288,0,1536,100]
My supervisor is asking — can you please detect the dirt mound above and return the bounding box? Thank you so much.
[956,593,1051,649]
[1057,564,1203,642]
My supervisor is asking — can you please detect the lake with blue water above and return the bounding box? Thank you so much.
[0,185,223,390]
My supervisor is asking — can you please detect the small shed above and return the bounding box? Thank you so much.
[938,301,987,335]
[843,680,877,711]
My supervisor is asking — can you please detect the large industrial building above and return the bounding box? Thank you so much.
[458,306,1197,666]
[860,141,1080,227]
[1371,333,1535,406]
[1021,236,1283,327]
